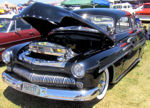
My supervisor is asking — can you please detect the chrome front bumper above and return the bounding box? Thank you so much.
[2,72,100,101]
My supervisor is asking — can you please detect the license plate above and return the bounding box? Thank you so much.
[22,82,40,95]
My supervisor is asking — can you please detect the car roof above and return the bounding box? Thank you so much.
[73,8,131,22]
[0,14,14,19]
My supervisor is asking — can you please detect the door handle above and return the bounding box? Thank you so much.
[15,32,21,37]
[29,32,35,36]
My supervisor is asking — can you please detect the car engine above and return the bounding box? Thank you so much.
[18,41,76,67]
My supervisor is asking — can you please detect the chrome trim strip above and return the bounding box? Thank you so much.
[2,72,99,101]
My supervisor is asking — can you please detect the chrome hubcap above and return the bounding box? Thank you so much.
[97,69,109,100]
[99,71,107,94]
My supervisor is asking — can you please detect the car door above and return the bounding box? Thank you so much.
[114,16,139,78]
[130,16,146,58]
[125,16,140,63]
[0,20,18,53]
[8,19,40,45]
[15,19,41,42]
[0,19,40,60]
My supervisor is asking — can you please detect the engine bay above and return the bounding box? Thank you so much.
[18,31,111,66]
[28,41,76,62]
[47,32,104,54]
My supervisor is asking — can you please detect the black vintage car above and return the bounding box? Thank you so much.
[2,2,146,101]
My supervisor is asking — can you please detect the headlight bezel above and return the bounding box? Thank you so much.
[71,63,85,78]
[2,50,13,64]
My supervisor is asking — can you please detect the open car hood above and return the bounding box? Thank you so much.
[13,2,113,41]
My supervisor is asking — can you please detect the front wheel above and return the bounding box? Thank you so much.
[97,68,109,100]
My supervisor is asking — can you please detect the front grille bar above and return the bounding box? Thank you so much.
[13,65,76,86]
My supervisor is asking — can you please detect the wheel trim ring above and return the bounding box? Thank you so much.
[99,72,106,93]
[97,68,109,100]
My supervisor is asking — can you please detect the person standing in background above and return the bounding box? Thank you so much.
[3,4,10,14]
[143,26,149,40]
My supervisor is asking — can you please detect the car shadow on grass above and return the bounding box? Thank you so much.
[108,60,140,89]
[3,87,101,108]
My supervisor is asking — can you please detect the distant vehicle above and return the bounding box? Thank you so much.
[136,3,150,21]
[63,6,80,11]
[0,14,40,60]
[0,9,5,14]
[110,2,136,14]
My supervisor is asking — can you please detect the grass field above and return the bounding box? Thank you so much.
[0,41,150,108]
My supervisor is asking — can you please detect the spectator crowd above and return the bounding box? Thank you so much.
[0,2,27,15]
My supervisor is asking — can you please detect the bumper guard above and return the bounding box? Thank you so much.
[2,71,99,101]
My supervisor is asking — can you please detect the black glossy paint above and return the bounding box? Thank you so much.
[5,2,146,89]
[13,2,108,36]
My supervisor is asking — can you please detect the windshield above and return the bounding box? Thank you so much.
[0,18,11,32]
[82,14,114,32]
[144,5,150,8]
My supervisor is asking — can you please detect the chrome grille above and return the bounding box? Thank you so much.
[19,51,66,68]
[13,65,76,86]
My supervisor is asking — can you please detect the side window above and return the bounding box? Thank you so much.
[130,17,136,29]
[116,17,130,33]
[123,6,127,8]
[16,19,32,30]
[128,5,130,8]
[9,21,15,32]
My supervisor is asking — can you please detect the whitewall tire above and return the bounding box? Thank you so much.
[97,68,109,100]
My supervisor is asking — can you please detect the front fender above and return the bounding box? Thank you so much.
[3,42,30,61]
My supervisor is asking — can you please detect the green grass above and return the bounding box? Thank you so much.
[0,41,150,108]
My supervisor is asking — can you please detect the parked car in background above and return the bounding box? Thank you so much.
[2,2,146,101]
[110,2,135,14]
[136,3,150,21]
[0,14,40,60]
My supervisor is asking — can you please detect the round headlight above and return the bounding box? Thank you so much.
[71,63,85,78]
[2,50,12,64]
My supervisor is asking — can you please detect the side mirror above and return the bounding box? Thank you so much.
[107,26,115,36]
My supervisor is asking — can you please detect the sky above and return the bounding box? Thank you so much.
[0,0,61,5]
